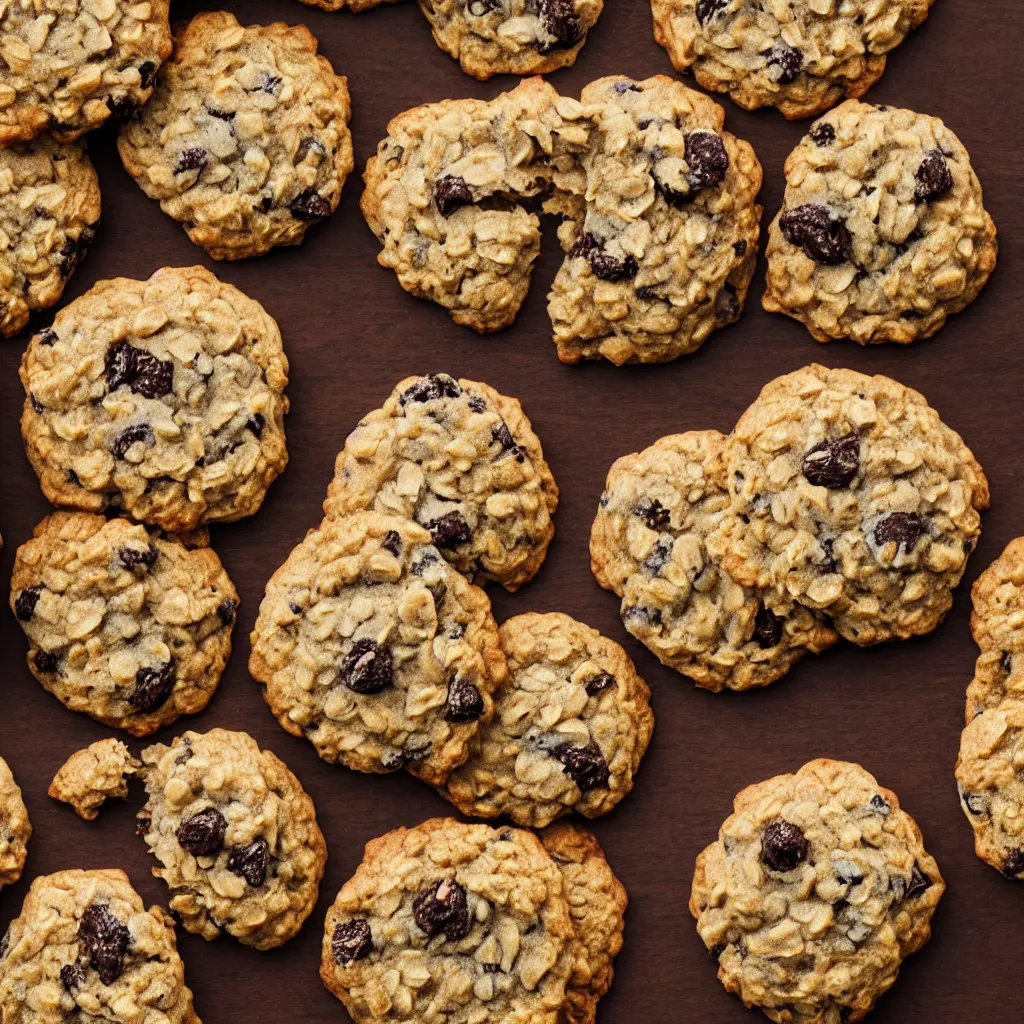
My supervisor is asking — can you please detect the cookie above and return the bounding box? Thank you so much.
[0,137,101,338]
[49,739,140,821]
[652,0,936,120]
[295,0,390,10]
[592,430,836,690]
[714,364,989,645]
[0,0,172,145]
[0,868,200,1023]
[19,265,289,532]
[138,729,326,950]
[117,12,353,261]
[690,758,944,1023]
[548,75,762,365]
[11,511,238,736]
[323,373,558,592]
[250,511,507,785]
[0,756,30,892]
[443,612,654,827]
[320,817,575,1024]
[762,101,998,344]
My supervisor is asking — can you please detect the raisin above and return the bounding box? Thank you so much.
[767,42,802,83]
[906,863,932,896]
[247,413,266,437]
[915,150,953,202]
[870,794,891,814]
[641,537,673,575]
[443,678,484,722]
[333,919,373,965]
[552,740,610,791]
[257,72,281,94]
[569,231,638,280]
[290,188,331,220]
[111,423,155,459]
[761,820,809,872]
[217,598,238,625]
[105,94,136,123]
[685,131,729,190]
[612,80,642,94]
[105,341,137,391]
[492,422,525,459]
[29,392,44,413]
[105,341,173,399]
[382,530,403,556]
[413,879,471,939]
[118,545,157,571]
[15,586,42,621]
[960,790,985,816]
[802,434,860,488]
[585,672,616,696]
[433,176,473,217]
[467,394,486,413]
[780,205,852,265]
[635,285,659,300]
[632,497,670,529]
[622,604,662,626]
[695,0,729,24]
[138,61,157,88]
[341,638,393,694]
[227,836,270,887]
[733,239,747,257]
[176,807,227,857]
[38,327,58,345]
[874,512,925,553]
[174,147,207,174]
[207,107,234,121]
[1002,650,1014,674]
[753,606,783,649]
[426,511,471,547]
[78,904,130,985]
[60,964,85,989]
[129,662,175,712]
[539,0,583,47]
[400,374,462,404]
[34,650,59,674]
[56,229,93,278]
[809,121,835,146]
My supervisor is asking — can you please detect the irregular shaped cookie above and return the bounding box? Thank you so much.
[138,729,326,950]
[418,0,603,80]
[591,431,836,690]
[295,0,392,9]
[540,823,626,1024]
[0,756,30,891]
[362,76,590,334]
[49,739,140,821]
[0,0,172,145]
[0,137,101,338]
[20,265,289,532]
[715,364,989,645]
[250,512,506,785]
[443,612,653,827]
[118,12,353,261]
[652,0,936,120]
[11,511,238,736]
[323,373,558,591]
[548,75,762,365]
[691,759,944,1023]
[762,101,997,344]
[320,817,575,1024]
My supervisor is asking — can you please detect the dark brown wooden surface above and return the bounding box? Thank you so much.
[1,1,1020,1020]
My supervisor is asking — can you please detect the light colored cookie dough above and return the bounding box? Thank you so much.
[49,739,140,820]
[0,756,30,891]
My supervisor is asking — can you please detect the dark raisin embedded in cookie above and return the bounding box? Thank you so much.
[118,544,158,571]
[914,150,954,202]
[761,819,809,872]
[111,424,155,459]
[695,0,729,25]
[538,0,583,49]
[1002,651,1014,674]
[870,794,891,814]
[767,42,802,83]
[906,862,933,897]
[130,662,176,712]
[139,62,157,88]
[34,650,59,673]
[105,93,138,124]
[874,512,925,553]
[443,678,484,722]
[569,231,639,281]
[780,204,852,265]
[412,879,472,940]
[332,919,373,965]
[400,374,463,405]
[585,671,616,696]
[1002,849,1024,878]
[492,422,525,459]
[802,434,860,488]
[425,511,472,548]
[434,176,474,217]
[685,131,729,191]
[809,122,836,146]
[290,188,331,221]
[552,740,610,792]
[56,228,95,278]
[60,963,86,989]
[227,836,271,887]
[78,904,131,985]
[217,598,238,625]
[382,530,403,556]
[960,790,985,816]
[15,586,42,621]
[632,497,671,529]
[176,807,228,857]
[752,606,783,649]
[341,638,393,694]
[174,147,207,175]
[105,341,174,399]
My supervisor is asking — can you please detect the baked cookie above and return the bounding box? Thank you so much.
[250,512,507,785]
[294,0,392,10]
[0,137,101,338]
[591,430,836,690]
[762,101,998,344]
[20,265,289,532]
[117,12,353,261]
[323,373,558,591]
[0,868,200,1023]
[11,511,238,736]
[715,364,989,645]
[418,0,603,80]
[443,612,653,827]
[0,0,172,145]
[548,75,762,365]
[49,739,140,821]
[320,817,575,1024]
[0,755,30,891]
[138,729,326,950]
[691,758,944,1023]
[652,0,936,120]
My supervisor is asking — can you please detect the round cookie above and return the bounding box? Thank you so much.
[118,12,353,261]
[138,729,326,950]
[49,739,140,821]
[762,101,998,345]
[690,758,944,1023]
[651,0,936,120]
[443,612,653,827]
[320,817,575,1024]
[547,75,763,365]
[0,137,101,338]
[715,364,989,645]
[0,756,30,892]
[418,0,603,80]
[250,512,507,785]
[0,868,200,1023]
[295,0,391,9]
[11,511,238,736]
[323,373,558,592]
[591,430,836,691]
[20,265,289,532]
[0,0,172,145]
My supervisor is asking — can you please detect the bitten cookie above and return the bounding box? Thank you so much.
[11,512,238,736]
[49,739,141,821]
[691,759,944,1023]
[651,0,936,120]
[762,101,997,344]
[138,729,326,950]
[118,12,354,261]
[0,756,30,892]
[443,612,654,827]
[0,137,101,338]
[0,0,172,145]
[323,373,558,591]
[20,265,289,532]
[250,512,507,785]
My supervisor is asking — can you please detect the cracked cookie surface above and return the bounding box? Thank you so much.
[0,137,101,338]
[762,101,997,344]
[139,729,326,950]
[690,758,943,1024]
[20,265,289,532]
[0,756,30,891]
[118,12,353,261]
[443,612,653,827]
[250,511,507,785]
[49,738,140,820]
[11,511,238,736]
[323,373,558,592]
